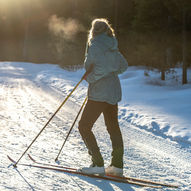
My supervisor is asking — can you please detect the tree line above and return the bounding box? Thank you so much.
[0,0,190,83]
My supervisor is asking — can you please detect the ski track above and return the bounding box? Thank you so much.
[0,63,191,191]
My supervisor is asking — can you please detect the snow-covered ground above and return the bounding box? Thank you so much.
[120,66,191,144]
[0,61,191,191]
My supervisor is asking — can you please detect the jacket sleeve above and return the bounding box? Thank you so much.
[84,43,100,83]
[84,44,95,71]
[116,52,128,74]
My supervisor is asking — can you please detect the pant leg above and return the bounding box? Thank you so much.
[103,103,124,168]
[78,100,105,167]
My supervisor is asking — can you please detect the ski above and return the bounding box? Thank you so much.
[28,154,179,188]
[7,155,162,188]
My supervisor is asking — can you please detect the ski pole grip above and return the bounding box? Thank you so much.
[82,65,94,80]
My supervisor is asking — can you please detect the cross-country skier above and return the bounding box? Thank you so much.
[78,18,128,176]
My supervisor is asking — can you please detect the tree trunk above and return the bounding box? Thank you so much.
[161,70,165,81]
[182,6,187,84]
[113,0,118,35]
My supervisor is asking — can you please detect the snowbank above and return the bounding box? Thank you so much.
[120,67,191,144]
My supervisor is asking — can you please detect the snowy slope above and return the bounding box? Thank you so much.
[0,62,191,191]
[120,66,191,144]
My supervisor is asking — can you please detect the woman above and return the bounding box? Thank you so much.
[78,18,128,176]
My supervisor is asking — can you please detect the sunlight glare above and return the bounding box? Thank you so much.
[0,0,27,11]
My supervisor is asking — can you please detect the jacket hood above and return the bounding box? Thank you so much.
[92,33,118,52]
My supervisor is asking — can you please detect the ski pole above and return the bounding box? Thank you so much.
[55,96,88,162]
[13,66,93,167]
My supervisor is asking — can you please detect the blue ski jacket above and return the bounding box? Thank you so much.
[84,33,128,105]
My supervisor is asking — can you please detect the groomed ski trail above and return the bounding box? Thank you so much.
[0,62,191,191]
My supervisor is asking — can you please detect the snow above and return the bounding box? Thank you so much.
[0,61,191,191]
[120,66,191,144]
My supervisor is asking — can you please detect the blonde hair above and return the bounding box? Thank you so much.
[87,18,115,45]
